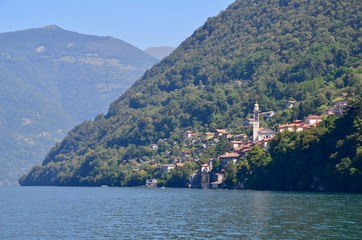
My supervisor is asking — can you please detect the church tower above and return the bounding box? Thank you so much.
[252,102,260,142]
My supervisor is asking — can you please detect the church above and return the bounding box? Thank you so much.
[249,102,276,142]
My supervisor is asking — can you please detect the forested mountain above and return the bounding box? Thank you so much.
[0,26,158,184]
[20,0,362,187]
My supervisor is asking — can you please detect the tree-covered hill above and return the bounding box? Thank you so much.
[20,0,362,186]
[0,26,158,184]
[237,100,362,192]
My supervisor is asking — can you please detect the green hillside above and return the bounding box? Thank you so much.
[0,26,158,184]
[20,0,362,187]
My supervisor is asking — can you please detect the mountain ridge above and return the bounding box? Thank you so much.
[0,26,158,184]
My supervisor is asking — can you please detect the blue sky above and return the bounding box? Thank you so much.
[0,0,235,49]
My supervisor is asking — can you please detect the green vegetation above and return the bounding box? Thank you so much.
[0,26,157,183]
[20,0,362,191]
[233,101,362,192]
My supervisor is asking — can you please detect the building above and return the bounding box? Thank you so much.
[145,179,158,187]
[233,134,248,141]
[183,130,197,139]
[323,107,335,116]
[250,102,260,142]
[249,102,276,142]
[219,152,240,168]
[201,159,213,172]
[210,173,224,189]
[277,116,322,133]
[215,129,232,139]
[256,128,276,141]
[286,100,296,109]
[204,132,215,140]
[304,115,322,125]
[181,150,192,161]
[333,100,348,116]
[162,164,175,172]
[231,140,243,150]
[277,120,308,132]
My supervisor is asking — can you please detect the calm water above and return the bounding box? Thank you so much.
[0,187,361,239]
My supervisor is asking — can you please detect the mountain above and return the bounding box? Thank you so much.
[144,46,176,60]
[20,0,361,187]
[0,25,158,184]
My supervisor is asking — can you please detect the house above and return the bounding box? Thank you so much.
[323,107,335,116]
[183,130,197,139]
[233,134,247,141]
[230,140,243,150]
[286,100,296,109]
[204,132,215,140]
[333,100,348,116]
[305,115,322,125]
[215,129,233,139]
[201,163,210,172]
[277,120,308,132]
[219,152,240,168]
[162,164,175,172]
[222,131,233,139]
[145,179,158,187]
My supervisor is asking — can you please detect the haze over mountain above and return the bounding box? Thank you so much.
[144,47,176,60]
[0,25,158,184]
[20,0,361,188]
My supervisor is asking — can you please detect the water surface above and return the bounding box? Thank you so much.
[0,187,361,239]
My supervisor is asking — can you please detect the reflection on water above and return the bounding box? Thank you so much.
[0,187,361,239]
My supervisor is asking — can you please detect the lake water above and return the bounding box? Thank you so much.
[0,187,361,239]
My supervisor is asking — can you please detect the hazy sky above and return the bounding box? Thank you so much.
[0,0,235,50]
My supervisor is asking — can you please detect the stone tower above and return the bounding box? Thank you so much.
[252,102,260,142]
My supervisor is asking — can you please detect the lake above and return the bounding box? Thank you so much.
[0,187,361,239]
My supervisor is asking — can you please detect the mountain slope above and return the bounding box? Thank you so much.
[0,26,158,184]
[20,0,361,186]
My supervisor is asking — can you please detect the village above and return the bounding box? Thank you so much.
[144,95,350,189]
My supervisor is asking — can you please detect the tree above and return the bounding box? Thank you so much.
[238,145,272,189]
[224,161,237,188]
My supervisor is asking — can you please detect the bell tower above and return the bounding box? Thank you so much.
[252,102,260,142]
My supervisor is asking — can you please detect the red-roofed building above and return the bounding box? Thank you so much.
[305,115,322,125]
[277,121,308,132]
[230,140,243,149]
[219,152,240,168]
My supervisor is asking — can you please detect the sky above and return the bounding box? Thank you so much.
[0,0,235,50]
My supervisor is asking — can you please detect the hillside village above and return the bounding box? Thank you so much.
[145,94,350,189]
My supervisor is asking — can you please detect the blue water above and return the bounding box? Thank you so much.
[0,187,361,239]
